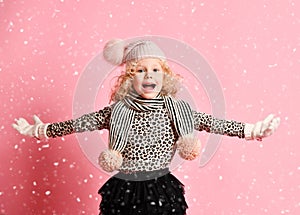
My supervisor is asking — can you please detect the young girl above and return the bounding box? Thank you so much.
[12,39,280,215]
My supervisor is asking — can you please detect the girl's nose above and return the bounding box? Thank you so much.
[144,71,152,79]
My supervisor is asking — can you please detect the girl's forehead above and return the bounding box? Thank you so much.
[136,58,162,66]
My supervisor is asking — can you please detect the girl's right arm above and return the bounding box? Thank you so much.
[12,106,112,139]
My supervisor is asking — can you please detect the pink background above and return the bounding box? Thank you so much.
[1,0,299,214]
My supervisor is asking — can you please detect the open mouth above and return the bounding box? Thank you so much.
[142,83,156,90]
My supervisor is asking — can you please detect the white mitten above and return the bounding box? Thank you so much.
[244,114,280,141]
[12,115,49,139]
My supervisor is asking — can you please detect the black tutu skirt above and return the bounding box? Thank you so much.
[98,168,188,215]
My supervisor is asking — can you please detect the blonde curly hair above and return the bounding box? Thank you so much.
[110,59,181,102]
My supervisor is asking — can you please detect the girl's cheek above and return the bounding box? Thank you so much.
[134,73,143,80]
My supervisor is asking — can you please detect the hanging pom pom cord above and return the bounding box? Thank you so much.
[103,39,126,65]
[176,134,201,161]
[98,149,123,172]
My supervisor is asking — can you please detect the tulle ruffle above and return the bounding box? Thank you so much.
[98,169,188,215]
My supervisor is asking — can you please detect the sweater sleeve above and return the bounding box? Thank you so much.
[193,111,245,138]
[46,106,112,138]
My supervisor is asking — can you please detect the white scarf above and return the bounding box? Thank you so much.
[109,92,194,152]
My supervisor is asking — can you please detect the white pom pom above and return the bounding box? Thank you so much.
[98,149,123,172]
[176,134,201,161]
[103,39,126,65]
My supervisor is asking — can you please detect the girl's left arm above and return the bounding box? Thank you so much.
[193,111,280,141]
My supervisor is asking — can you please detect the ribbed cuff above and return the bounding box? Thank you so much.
[244,123,255,140]
[38,123,50,139]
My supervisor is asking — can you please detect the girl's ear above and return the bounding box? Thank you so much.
[125,61,137,77]
[129,68,135,77]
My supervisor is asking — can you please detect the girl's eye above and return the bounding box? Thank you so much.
[153,68,160,72]
[137,69,145,73]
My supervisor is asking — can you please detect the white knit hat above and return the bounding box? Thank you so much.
[103,39,166,65]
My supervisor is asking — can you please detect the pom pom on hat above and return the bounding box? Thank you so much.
[176,134,201,161]
[103,39,126,65]
[98,149,123,172]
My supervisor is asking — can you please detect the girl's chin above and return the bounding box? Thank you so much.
[139,92,160,99]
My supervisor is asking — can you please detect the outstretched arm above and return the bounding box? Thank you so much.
[193,111,245,138]
[12,106,112,139]
[193,111,280,141]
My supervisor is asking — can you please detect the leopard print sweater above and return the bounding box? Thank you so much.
[46,105,245,172]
